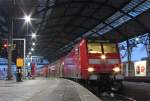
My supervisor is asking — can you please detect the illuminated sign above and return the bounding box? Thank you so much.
[16,58,24,67]
[134,61,146,76]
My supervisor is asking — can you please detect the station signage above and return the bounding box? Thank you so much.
[134,61,146,76]
[16,58,24,67]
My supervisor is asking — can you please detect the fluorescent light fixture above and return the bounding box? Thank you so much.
[24,15,31,23]
[135,37,139,41]
[31,48,34,51]
[32,42,35,46]
[29,52,31,55]
[27,62,30,66]
[32,33,36,39]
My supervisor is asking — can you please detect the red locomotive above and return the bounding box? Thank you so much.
[60,38,124,92]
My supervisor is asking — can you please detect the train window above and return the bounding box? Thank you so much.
[89,59,101,64]
[87,43,102,53]
[103,43,117,53]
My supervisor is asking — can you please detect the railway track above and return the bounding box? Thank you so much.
[85,85,136,101]
[99,93,136,101]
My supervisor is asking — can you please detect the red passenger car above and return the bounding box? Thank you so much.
[61,38,123,91]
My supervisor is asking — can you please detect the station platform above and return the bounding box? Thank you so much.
[123,81,150,101]
[0,78,101,101]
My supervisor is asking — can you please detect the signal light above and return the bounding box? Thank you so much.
[2,39,8,48]
[3,43,8,48]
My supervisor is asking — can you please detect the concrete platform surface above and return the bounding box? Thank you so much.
[123,81,150,101]
[0,78,101,101]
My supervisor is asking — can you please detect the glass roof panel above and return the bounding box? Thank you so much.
[94,0,149,35]
[98,26,112,35]
[105,11,123,24]
[110,15,131,28]
[128,0,150,17]
[83,31,93,37]
[94,23,105,31]
[122,0,144,12]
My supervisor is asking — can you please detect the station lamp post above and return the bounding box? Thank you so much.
[14,14,32,81]
[7,17,14,80]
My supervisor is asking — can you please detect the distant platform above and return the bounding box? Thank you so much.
[0,78,101,101]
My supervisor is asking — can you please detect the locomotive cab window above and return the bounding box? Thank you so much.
[103,43,117,53]
[87,43,102,53]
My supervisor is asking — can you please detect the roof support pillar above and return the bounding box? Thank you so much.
[148,33,150,57]
[126,39,132,77]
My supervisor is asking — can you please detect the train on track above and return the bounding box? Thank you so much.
[39,38,124,92]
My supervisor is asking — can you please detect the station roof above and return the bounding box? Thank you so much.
[0,0,149,62]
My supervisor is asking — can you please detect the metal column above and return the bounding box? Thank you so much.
[7,21,13,80]
[127,40,131,76]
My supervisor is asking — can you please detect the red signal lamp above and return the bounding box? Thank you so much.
[3,43,8,48]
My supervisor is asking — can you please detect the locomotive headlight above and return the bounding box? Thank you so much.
[101,54,106,60]
[113,67,120,73]
[88,67,94,72]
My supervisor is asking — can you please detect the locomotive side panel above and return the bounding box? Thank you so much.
[63,46,81,79]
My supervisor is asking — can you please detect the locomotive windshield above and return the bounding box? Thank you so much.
[103,43,117,53]
[87,43,102,53]
[87,42,117,54]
